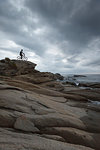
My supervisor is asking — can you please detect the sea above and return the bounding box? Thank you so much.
[62,74,100,105]
[62,74,100,84]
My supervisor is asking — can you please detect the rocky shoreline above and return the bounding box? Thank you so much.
[0,58,100,150]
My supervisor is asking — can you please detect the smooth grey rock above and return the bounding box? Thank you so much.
[0,128,94,150]
[14,116,39,132]
[0,109,15,127]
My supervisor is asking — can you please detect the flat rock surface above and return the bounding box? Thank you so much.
[0,128,94,150]
[0,60,100,150]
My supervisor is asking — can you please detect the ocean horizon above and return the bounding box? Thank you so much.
[62,73,100,83]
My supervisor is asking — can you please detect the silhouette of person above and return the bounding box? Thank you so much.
[20,49,24,59]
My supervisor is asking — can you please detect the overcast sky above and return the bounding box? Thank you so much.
[0,0,100,74]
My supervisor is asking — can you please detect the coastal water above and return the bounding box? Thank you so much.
[63,74,100,83]
[62,74,100,106]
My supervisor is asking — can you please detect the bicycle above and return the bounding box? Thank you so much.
[17,53,28,61]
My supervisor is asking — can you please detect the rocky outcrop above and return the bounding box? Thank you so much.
[73,75,87,78]
[0,59,100,150]
[55,73,64,80]
[0,58,64,83]
[0,58,37,76]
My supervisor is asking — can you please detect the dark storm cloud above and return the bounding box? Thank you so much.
[25,0,100,53]
[0,0,100,73]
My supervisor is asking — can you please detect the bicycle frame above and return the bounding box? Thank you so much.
[17,55,28,61]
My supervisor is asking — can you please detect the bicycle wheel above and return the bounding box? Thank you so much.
[23,56,28,61]
[25,57,28,61]
[17,56,21,60]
